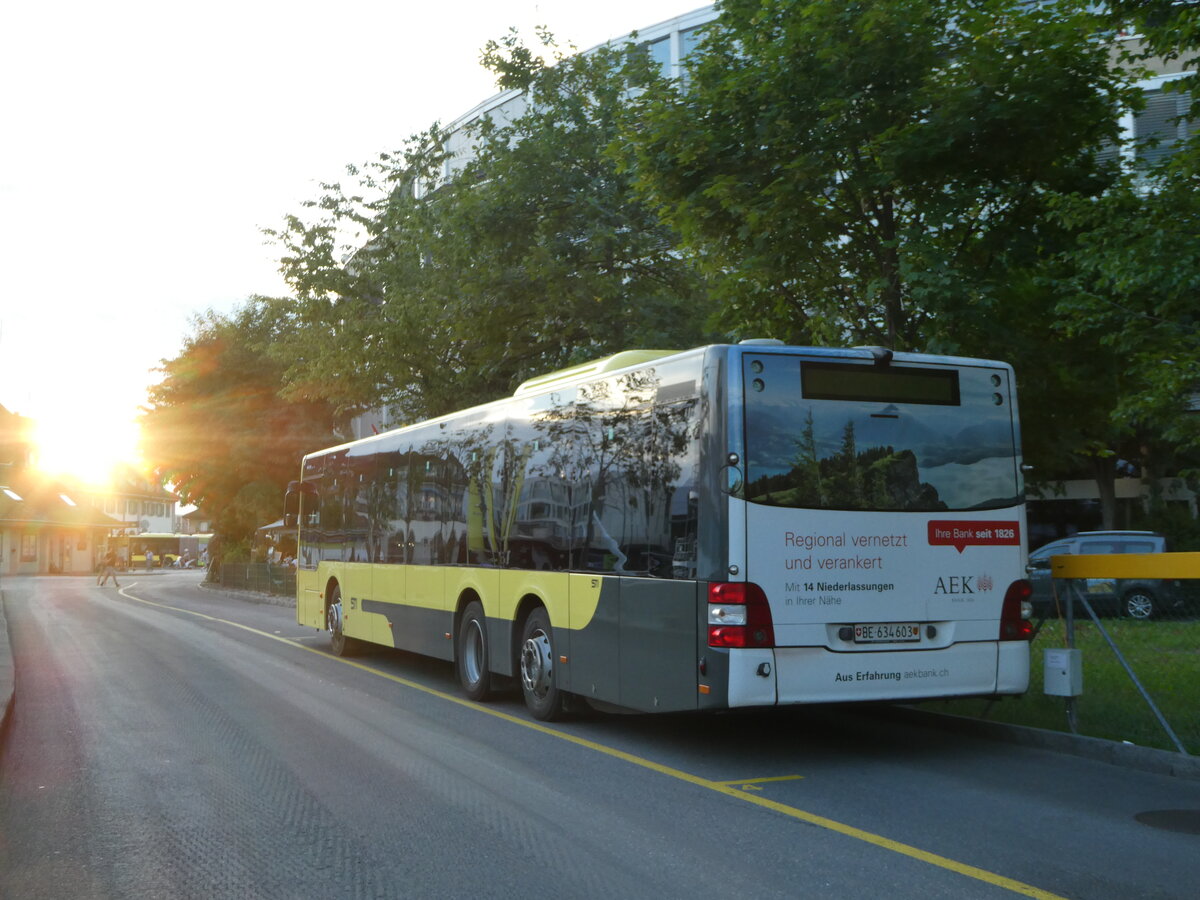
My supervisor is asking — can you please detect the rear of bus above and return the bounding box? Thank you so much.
[708,345,1031,707]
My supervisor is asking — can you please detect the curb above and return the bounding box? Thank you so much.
[881,705,1200,781]
[198,580,296,609]
[0,587,12,746]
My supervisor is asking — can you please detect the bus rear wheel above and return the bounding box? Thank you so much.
[456,601,492,701]
[519,607,564,721]
[327,585,361,656]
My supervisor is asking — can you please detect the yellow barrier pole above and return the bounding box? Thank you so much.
[1051,552,1200,580]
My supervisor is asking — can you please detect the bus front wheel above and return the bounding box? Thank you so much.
[519,607,563,721]
[456,601,493,701]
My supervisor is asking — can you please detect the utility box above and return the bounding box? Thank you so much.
[1044,648,1083,697]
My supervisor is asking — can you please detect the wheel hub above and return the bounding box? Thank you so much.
[1126,594,1153,619]
[521,629,553,698]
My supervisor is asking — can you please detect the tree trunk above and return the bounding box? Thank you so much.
[1091,455,1117,531]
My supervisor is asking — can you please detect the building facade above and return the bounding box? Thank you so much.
[0,404,186,575]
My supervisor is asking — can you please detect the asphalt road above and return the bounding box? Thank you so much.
[1,573,1198,899]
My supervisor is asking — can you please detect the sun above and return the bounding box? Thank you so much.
[33,411,143,485]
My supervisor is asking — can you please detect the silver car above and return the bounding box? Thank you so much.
[1027,531,1175,620]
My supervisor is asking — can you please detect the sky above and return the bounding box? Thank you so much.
[0,0,703,482]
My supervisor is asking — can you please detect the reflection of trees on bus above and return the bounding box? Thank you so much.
[300,361,702,579]
[367,445,468,565]
[462,424,531,568]
[536,365,698,575]
[301,443,470,566]
[748,418,947,511]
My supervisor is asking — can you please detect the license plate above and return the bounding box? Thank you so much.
[854,622,920,643]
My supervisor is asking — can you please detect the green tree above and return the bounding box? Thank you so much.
[141,301,343,554]
[1047,1,1200,457]
[1051,185,1200,452]
[623,0,1133,350]
[268,28,715,424]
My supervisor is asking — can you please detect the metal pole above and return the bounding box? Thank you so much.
[1061,578,1078,733]
[1071,580,1190,756]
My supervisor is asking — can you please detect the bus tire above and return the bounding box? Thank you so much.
[519,607,564,721]
[456,601,493,701]
[327,585,361,657]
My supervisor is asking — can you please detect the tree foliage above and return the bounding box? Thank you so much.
[1045,1,1200,456]
[141,301,343,549]
[267,28,715,423]
[1052,184,1200,450]
[622,0,1134,350]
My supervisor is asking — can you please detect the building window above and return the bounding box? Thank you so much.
[1101,77,1199,169]
[1135,86,1197,166]
[645,36,671,78]
[680,26,705,61]
[21,534,36,562]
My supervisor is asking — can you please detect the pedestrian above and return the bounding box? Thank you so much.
[98,549,120,587]
[145,548,154,571]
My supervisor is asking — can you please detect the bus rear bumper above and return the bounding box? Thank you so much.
[727,641,1029,707]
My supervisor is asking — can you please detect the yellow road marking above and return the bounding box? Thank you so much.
[119,587,1067,900]
[715,775,805,786]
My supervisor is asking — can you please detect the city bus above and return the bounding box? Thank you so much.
[285,341,1032,720]
[117,532,212,568]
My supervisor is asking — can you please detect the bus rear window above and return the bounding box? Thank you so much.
[743,355,1021,512]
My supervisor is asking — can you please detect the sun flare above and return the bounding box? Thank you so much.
[33,412,142,485]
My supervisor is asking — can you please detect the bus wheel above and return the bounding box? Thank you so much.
[519,607,563,721]
[1123,589,1155,620]
[456,601,492,701]
[327,585,360,656]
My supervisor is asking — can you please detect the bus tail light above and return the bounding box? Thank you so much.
[1000,579,1033,641]
[708,582,775,648]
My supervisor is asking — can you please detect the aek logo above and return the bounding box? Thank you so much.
[934,575,974,595]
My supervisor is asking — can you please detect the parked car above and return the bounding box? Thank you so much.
[1027,531,1187,620]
